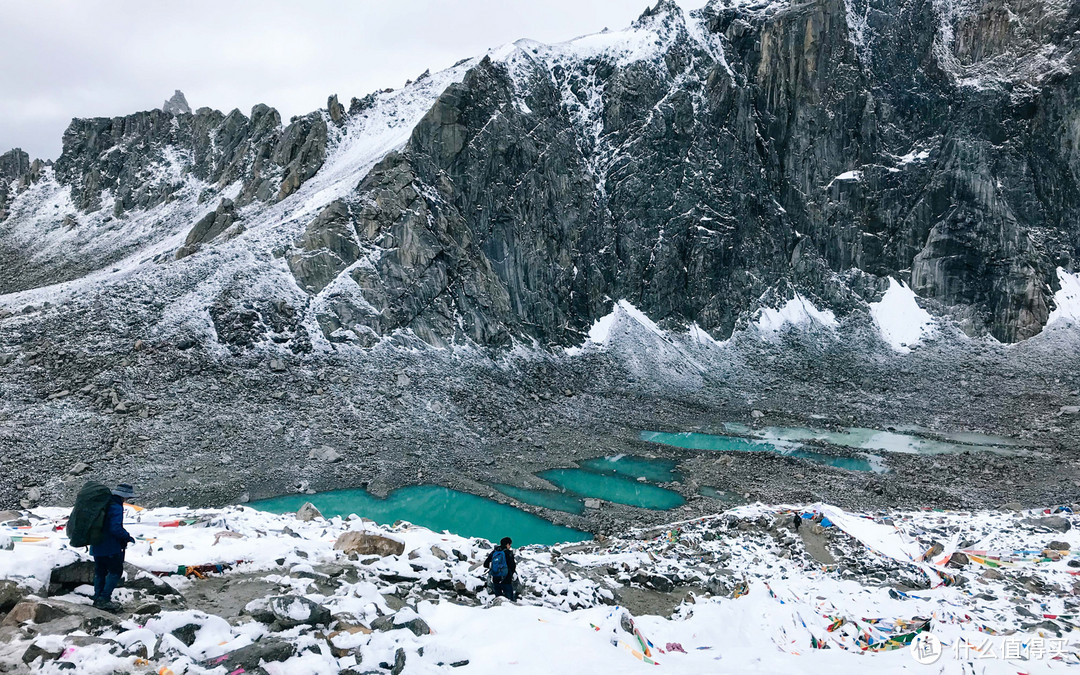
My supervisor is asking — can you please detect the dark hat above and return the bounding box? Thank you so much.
[112,483,135,500]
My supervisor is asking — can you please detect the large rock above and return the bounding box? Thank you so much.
[295,502,323,521]
[1025,516,1071,533]
[1,600,70,626]
[176,199,240,259]
[266,595,331,628]
[0,580,28,613]
[333,531,405,557]
[212,639,295,671]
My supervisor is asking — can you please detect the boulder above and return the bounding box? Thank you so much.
[333,531,405,557]
[1025,516,1071,532]
[2,600,70,626]
[68,462,91,475]
[308,446,343,463]
[372,611,431,637]
[295,502,323,521]
[22,641,64,665]
[171,623,201,647]
[267,595,331,628]
[1047,540,1071,551]
[947,551,970,568]
[0,580,27,613]
[214,639,295,671]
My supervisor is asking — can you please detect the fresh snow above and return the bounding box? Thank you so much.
[825,169,863,188]
[1046,267,1080,328]
[869,278,936,352]
[755,294,838,332]
[2,502,1079,673]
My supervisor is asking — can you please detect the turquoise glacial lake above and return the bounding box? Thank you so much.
[250,484,592,546]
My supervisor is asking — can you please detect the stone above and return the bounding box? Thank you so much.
[1047,541,1071,551]
[269,358,286,372]
[295,502,323,521]
[2,600,70,627]
[22,641,64,665]
[177,199,239,259]
[333,531,405,557]
[0,536,11,551]
[751,409,765,419]
[267,595,331,628]
[1001,502,1024,511]
[133,602,161,616]
[68,462,90,475]
[171,622,201,647]
[391,647,406,675]
[162,90,192,115]
[327,95,345,124]
[1025,516,1071,532]
[217,639,295,671]
[981,569,1005,580]
[584,499,602,509]
[0,580,27,613]
[947,551,969,568]
[308,445,343,463]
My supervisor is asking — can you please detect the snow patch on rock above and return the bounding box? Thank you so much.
[870,278,936,352]
[1046,267,1080,328]
[755,294,837,332]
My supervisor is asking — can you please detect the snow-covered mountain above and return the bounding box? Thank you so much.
[2,0,1079,353]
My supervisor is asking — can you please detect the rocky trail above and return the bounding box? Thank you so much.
[2,500,1080,673]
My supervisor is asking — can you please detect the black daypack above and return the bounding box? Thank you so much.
[67,481,112,547]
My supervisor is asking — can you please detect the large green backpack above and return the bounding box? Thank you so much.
[67,481,112,548]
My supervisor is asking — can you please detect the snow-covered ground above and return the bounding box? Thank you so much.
[2,500,1077,673]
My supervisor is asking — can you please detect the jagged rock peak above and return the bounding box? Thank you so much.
[0,148,30,179]
[162,90,192,115]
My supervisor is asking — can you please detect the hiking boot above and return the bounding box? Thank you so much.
[93,598,121,613]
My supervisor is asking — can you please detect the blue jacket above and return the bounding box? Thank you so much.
[89,496,135,557]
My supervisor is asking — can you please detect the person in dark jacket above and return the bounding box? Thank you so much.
[483,537,517,601]
[90,483,136,611]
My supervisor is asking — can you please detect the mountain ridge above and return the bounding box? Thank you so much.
[0,0,1078,350]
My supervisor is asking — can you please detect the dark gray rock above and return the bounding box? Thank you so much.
[176,199,240,259]
[22,641,64,665]
[267,595,331,628]
[171,622,200,647]
[1025,516,1071,532]
[162,90,192,115]
[212,638,295,672]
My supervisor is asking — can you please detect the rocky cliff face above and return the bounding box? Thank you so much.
[1,0,1078,348]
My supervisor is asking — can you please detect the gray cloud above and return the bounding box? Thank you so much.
[0,0,708,160]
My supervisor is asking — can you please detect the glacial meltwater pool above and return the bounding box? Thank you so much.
[250,485,591,546]
[639,430,882,472]
[720,423,1032,456]
[489,484,585,515]
[578,455,682,483]
[538,468,686,510]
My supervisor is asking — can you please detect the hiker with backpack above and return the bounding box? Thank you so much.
[67,481,137,612]
[483,536,517,601]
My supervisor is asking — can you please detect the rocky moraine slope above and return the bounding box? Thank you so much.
[0,0,1079,519]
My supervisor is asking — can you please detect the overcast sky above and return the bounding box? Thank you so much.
[1,0,709,160]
